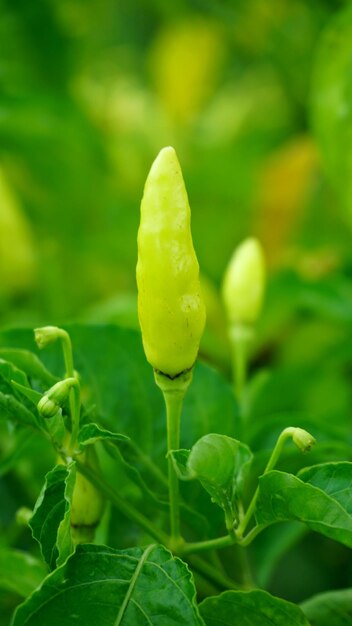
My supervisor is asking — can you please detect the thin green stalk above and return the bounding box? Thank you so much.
[229,325,253,399]
[69,382,81,453]
[164,389,183,545]
[232,335,247,398]
[58,329,80,452]
[180,534,234,556]
[59,329,74,378]
[240,525,264,547]
[75,460,169,545]
[154,370,192,550]
[236,427,296,538]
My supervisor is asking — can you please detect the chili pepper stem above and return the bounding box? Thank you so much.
[154,369,193,551]
[229,324,254,399]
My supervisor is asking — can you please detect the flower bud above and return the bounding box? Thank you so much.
[37,378,78,419]
[222,238,265,326]
[34,326,65,349]
[37,395,60,418]
[292,427,316,453]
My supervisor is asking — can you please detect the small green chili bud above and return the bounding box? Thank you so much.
[34,326,66,349]
[137,146,206,378]
[37,378,78,419]
[37,396,60,418]
[292,427,316,453]
[222,237,266,326]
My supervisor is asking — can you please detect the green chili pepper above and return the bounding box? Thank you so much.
[136,146,206,378]
[58,442,105,544]
[222,237,265,327]
[70,450,105,544]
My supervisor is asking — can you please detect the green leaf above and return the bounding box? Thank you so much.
[172,434,252,526]
[0,549,47,598]
[12,381,66,445]
[199,589,309,626]
[256,468,352,548]
[12,544,204,626]
[298,462,352,512]
[301,588,352,626]
[78,422,130,448]
[0,359,28,387]
[30,463,76,570]
[170,449,192,480]
[11,380,42,405]
[0,429,36,478]
[0,348,57,386]
[0,391,41,429]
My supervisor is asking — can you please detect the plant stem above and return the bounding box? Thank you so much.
[154,370,192,550]
[58,329,80,452]
[69,382,81,453]
[236,427,296,538]
[229,324,253,399]
[59,329,74,378]
[165,391,182,543]
[75,460,169,545]
[180,534,234,556]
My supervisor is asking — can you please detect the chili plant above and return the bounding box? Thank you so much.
[1,147,352,625]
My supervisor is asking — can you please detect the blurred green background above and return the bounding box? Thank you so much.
[1,0,350,334]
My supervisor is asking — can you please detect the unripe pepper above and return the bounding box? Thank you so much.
[70,446,105,544]
[222,237,265,327]
[136,146,206,378]
[58,442,105,544]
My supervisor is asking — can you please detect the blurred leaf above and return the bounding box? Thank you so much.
[0,429,36,478]
[301,588,352,625]
[0,549,47,598]
[199,589,309,625]
[78,423,130,448]
[30,463,75,570]
[0,359,28,387]
[11,380,42,406]
[248,522,307,588]
[311,3,352,225]
[12,544,204,626]
[0,392,41,429]
[0,349,58,386]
